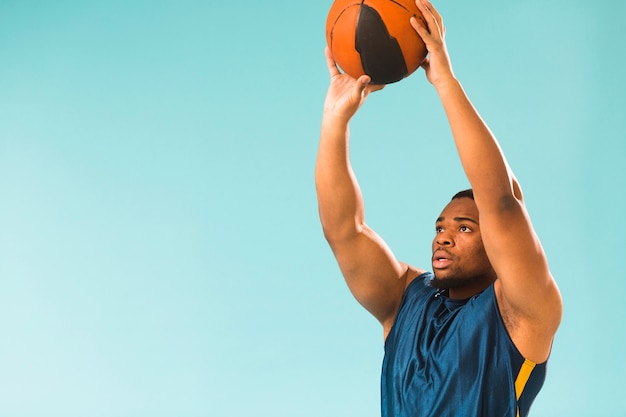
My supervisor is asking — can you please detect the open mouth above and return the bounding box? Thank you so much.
[432,250,453,269]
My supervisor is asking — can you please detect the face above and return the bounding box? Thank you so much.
[430,197,496,294]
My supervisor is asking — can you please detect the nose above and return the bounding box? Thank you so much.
[435,231,454,247]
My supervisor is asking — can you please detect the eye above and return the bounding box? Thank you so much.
[459,225,472,232]
[435,226,443,233]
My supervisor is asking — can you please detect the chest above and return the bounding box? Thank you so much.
[381,292,518,416]
[389,295,504,374]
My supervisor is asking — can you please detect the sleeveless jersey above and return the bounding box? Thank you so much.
[381,272,547,417]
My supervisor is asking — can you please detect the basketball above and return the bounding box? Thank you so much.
[325,0,427,85]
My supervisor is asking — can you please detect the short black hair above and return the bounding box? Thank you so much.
[451,189,474,201]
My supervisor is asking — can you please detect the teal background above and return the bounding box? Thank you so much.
[1,0,624,416]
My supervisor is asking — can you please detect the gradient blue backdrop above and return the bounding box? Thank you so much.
[1,0,624,416]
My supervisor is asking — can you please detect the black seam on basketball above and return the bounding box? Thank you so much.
[382,1,425,26]
[387,0,410,13]
[355,4,408,84]
[329,5,361,47]
[386,1,425,23]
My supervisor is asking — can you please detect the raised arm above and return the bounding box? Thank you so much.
[316,48,423,336]
[411,0,562,362]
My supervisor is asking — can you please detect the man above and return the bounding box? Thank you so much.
[314,1,562,416]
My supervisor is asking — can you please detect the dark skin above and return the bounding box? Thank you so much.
[315,0,562,364]
[431,197,496,300]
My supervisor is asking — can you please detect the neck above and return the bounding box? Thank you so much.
[447,277,495,300]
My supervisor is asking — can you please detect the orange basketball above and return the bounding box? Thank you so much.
[325,0,427,84]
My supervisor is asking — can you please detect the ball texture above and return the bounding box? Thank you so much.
[326,0,427,85]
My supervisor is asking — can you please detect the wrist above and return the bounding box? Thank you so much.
[432,74,460,93]
[322,109,352,128]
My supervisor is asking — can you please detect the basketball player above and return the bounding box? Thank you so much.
[315,1,562,416]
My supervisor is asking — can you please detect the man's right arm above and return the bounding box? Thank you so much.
[315,49,422,336]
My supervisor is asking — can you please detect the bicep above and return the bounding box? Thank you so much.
[480,197,561,329]
[327,224,411,325]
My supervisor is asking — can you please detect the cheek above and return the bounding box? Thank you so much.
[467,238,488,259]
[473,242,491,264]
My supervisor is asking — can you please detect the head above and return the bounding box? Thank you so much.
[430,189,496,298]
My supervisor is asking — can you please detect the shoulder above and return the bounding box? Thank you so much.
[402,266,434,302]
[382,265,431,338]
[403,264,430,290]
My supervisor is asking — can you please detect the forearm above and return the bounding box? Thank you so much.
[315,114,365,241]
[435,78,517,203]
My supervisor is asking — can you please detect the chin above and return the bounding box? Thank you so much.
[430,271,483,290]
[430,275,466,289]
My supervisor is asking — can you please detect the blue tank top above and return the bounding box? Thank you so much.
[381,272,547,417]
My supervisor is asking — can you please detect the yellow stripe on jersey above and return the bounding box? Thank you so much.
[515,359,536,417]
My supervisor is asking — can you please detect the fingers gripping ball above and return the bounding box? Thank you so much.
[326,0,427,85]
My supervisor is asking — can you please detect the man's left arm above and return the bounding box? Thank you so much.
[413,0,562,363]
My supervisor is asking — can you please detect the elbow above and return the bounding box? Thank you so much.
[320,218,364,245]
[320,223,339,243]
[498,194,521,212]
[318,204,365,244]
[475,192,523,217]
[495,179,525,214]
[500,177,524,207]
[474,178,525,215]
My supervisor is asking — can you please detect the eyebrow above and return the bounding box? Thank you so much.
[436,216,479,225]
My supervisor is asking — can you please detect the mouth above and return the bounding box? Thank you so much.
[432,249,453,269]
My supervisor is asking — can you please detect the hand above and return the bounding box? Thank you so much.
[410,0,455,88]
[323,47,384,124]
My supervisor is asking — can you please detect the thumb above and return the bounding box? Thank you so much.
[354,75,371,98]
